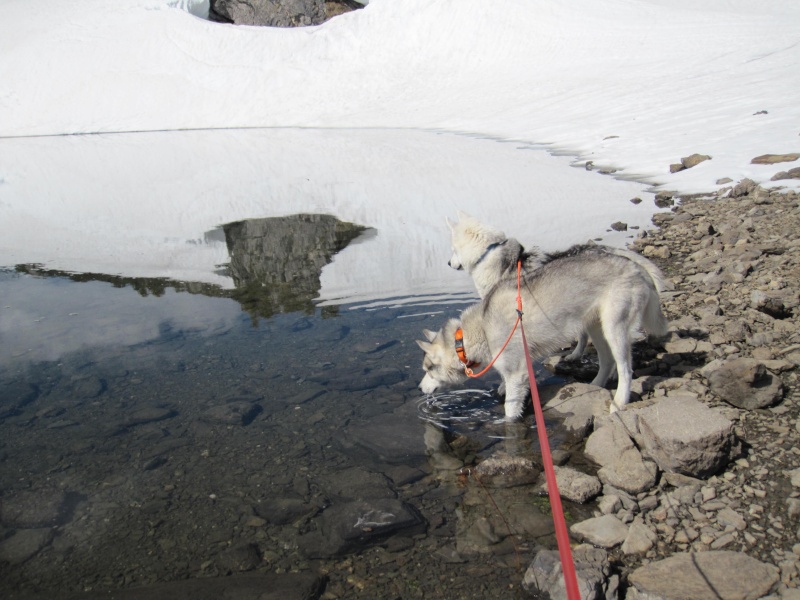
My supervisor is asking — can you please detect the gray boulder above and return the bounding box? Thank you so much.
[570,514,629,548]
[636,395,740,478]
[706,357,784,409]
[475,454,540,488]
[210,0,363,27]
[522,543,618,600]
[584,420,658,495]
[537,465,602,504]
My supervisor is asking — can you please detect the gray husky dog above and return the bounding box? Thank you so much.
[417,248,669,419]
[446,211,669,362]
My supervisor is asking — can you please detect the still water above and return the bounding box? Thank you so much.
[0,129,653,598]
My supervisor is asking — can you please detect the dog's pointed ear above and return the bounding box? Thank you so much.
[456,210,470,221]
[416,339,433,353]
[422,328,439,342]
[445,216,455,232]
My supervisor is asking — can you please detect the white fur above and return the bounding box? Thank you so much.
[446,212,671,365]
[418,250,669,419]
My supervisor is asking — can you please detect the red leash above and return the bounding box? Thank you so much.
[517,261,581,600]
[453,261,582,598]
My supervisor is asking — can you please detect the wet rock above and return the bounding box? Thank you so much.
[200,400,262,425]
[255,498,322,525]
[58,573,326,600]
[0,528,53,565]
[215,542,261,574]
[538,466,601,504]
[522,544,617,600]
[474,454,539,488]
[383,464,426,487]
[0,488,68,528]
[320,367,405,391]
[344,401,429,465]
[297,498,424,557]
[545,352,599,380]
[636,395,739,477]
[72,375,105,399]
[610,221,628,232]
[320,467,396,500]
[570,514,629,548]
[542,382,611,439]
[627,550,779,600]
[0,381,39,418]
[706,358,784,409]
[121,405,177,428]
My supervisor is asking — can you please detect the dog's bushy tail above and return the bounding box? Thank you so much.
[607,247,672,293]
[643,286,669,340]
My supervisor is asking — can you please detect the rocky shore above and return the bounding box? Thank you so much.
[527,182,800,599]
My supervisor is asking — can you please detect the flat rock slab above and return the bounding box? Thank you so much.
[200,400,262,425]
[316,367,405,391]
[627,550,779,600]
[541,382,611,439]
[44,573,325,600]
[0,489,68,528]
[0,528,53,565]
[570,514,629,548]
[319,466,397,500]
[538,465,601,504]
[751,153,800,164]
[343,402,429,465]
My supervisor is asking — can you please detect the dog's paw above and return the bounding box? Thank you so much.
[497,382,506,397]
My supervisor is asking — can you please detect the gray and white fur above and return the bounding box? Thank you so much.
[446,211,670,362]
[417,249,669,419]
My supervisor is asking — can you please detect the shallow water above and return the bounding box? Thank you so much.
[0,266,572,597]
[0,128,650,598]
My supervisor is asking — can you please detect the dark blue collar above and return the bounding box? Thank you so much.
[473,240,506,267]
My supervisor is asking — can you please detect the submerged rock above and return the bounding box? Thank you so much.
[297,498,425,557]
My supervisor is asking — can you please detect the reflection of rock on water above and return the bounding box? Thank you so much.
[222,214,369,320]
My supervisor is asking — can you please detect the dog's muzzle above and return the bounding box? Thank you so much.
[447,259,463,271]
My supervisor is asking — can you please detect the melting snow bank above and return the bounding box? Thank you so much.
[1,0,799,193]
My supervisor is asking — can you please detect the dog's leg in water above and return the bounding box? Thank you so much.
[501,375,529,420]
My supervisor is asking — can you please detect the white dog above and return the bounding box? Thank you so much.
[417,249,669,419]
[446,211,669,362]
